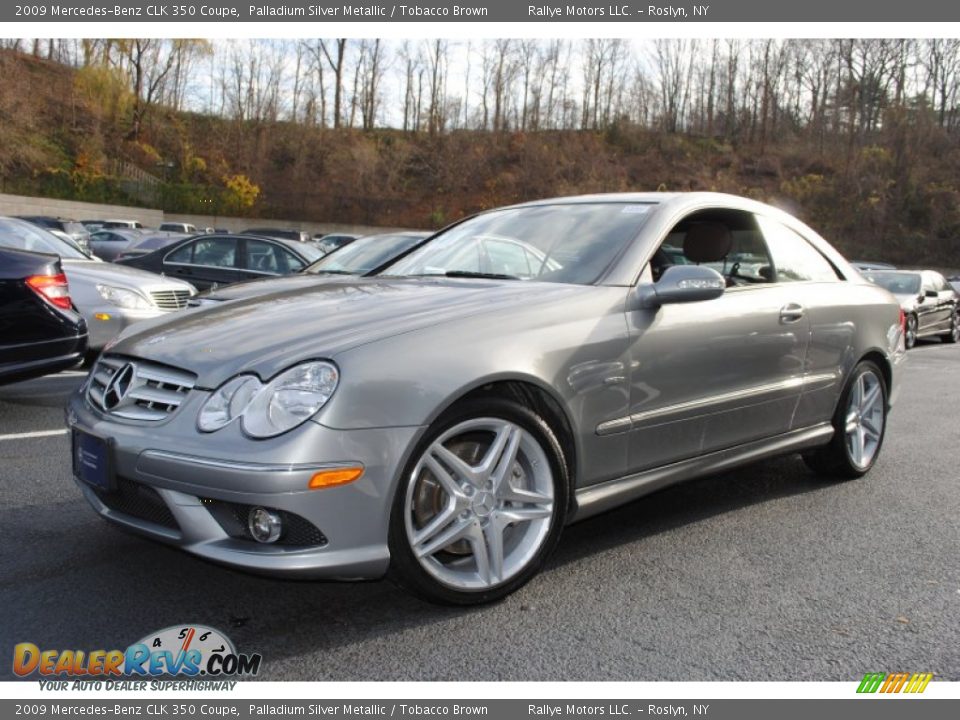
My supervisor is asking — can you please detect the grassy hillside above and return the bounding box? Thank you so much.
[2,48,959,266]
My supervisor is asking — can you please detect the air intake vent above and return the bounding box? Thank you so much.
[88,355,196,421]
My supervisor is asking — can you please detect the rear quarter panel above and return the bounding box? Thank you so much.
[793,278,903,429]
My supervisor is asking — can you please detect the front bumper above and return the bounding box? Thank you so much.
[84,306,172,351]
[67,388,423,580]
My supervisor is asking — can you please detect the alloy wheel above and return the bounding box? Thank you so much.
[905,314,917,348]
[844,369,884,470]
[403,417,555,591]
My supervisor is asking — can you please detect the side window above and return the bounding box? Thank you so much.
[649,210,774,286]
[244,239,281,274]
[191,237,238,268]
[282,250,305,273]
[166,242,194,264]
[757,216,839,283]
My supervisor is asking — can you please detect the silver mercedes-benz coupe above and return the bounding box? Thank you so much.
[67,193,906,604]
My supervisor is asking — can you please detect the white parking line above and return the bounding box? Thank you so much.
[0,429,69,441]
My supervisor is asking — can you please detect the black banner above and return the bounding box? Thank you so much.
[3,699,960,720]
[4,0,960,23]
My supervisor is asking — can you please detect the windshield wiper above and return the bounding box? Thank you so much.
[308,269,355,275]
[443,270,520,280]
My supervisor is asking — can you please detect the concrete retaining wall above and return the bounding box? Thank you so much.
[0,192,414,237]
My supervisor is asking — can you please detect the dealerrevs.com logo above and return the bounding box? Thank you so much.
[13,625,262,684]
[857,672,934,694]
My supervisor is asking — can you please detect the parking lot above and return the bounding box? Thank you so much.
[1,344,958,682]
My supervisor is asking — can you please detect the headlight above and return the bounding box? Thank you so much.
[197,361,339,438]
[96,284,153,310]
[197,376,261,432]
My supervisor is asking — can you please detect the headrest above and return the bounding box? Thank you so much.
[683,222,733,264]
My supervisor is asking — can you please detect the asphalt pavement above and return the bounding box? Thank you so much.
[1,345,958,681]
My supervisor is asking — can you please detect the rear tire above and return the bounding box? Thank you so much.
[940,310,959,344]
[905,314,918,349]
[388,398,568,605]
[803,360,887,480]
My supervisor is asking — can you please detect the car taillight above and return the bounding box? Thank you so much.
[26,273,73,311]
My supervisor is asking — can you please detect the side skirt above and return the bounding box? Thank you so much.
[570,423,834,523]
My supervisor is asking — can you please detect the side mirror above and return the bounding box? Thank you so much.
[633,265,726,310]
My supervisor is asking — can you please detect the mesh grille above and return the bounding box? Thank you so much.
[88,355,196,421]
[150,289,193,310]
[94,477,179,530]
[201,499,328,547]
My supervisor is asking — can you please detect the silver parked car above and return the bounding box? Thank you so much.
[88,228,148,262]
[67,193,905,604]
[0,217,196,354]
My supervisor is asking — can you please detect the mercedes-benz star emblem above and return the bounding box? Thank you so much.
[103,363,136,410]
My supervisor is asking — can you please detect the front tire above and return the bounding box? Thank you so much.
[803,360,887,480]
[388,398,569,605]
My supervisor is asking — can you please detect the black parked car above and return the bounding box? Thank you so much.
[863,269,959,347]
[0,247,87,384]
[195,232,433,304]
[116,233,324,290]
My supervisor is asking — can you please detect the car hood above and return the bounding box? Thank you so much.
[111,277,590,388]
[62,259,195,291]
[199,273,352,302]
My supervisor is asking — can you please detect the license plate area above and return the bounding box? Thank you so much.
[72,429,115,492]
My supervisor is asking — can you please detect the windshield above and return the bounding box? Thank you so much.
[63,221,87,236]
[864,271,921,295]
[306,234,427,275]
[382,203,653,285]
[316,235,355,254]
[295,243,324,263]
[0,217,89,259]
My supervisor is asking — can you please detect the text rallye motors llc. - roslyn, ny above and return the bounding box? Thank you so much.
[13,625,262,689]
[529,706,707,717]
[527,5,709,18]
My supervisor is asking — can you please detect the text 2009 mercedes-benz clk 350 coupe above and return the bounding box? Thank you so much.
[67,193,905,604]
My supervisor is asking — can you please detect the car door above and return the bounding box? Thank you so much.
[162,236,244,290]
[625,209,810,473]
[916,273,943,334]
[753,215,852,430]
[930,273,955,332]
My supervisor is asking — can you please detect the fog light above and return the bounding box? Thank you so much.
[248,507,282,544]
[94,313,111,321]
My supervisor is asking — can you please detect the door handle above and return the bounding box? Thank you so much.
[779,303,805,323]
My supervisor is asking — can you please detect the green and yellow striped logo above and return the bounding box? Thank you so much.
[857,672,933,694]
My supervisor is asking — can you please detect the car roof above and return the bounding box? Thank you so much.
[92,228,144,238]
[166,232,314,257]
